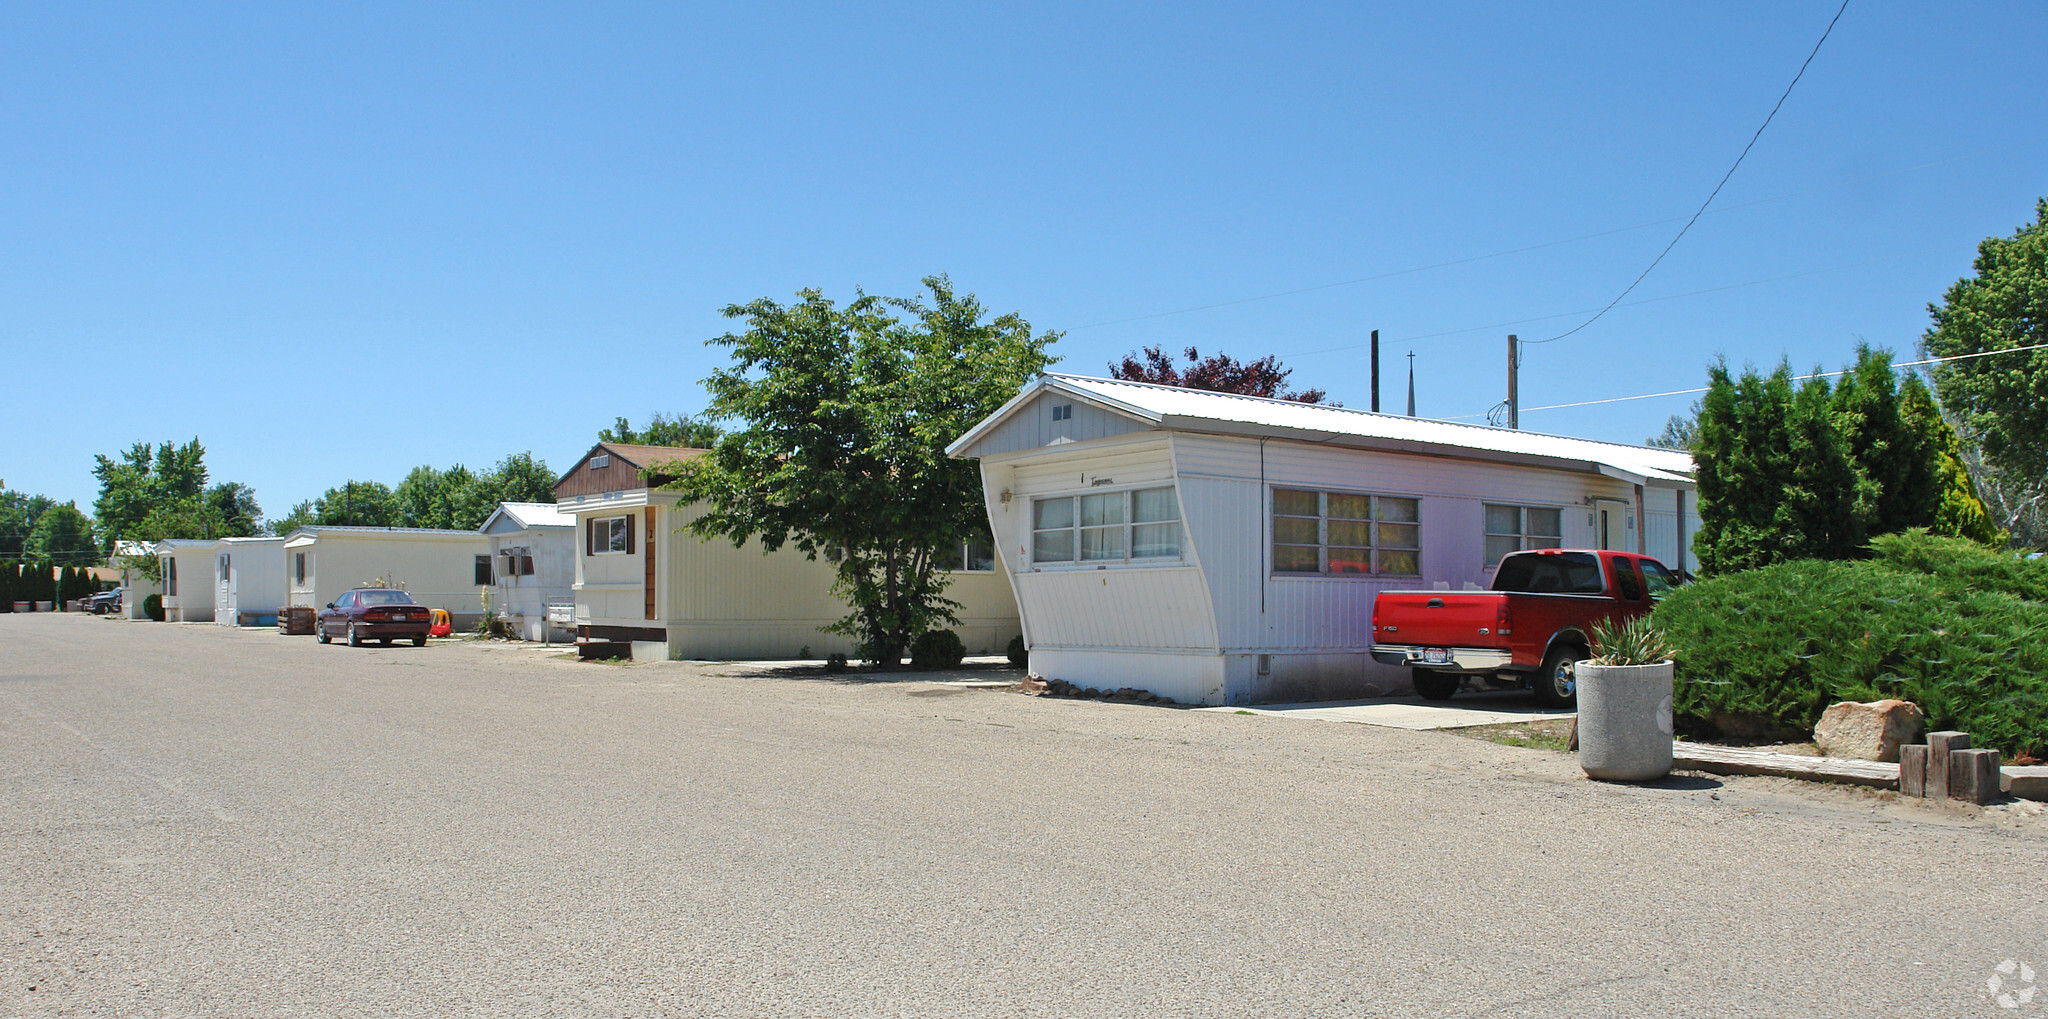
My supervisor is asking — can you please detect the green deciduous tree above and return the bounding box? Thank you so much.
[599,414,722,449]
[1923,199,2048,483]
[90,438,262,544]
[671,275,1057,666]
[23,504,99,566]
[0,491,57,560]
[314,480,401,527]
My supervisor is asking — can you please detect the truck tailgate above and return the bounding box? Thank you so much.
[1373,591,1506,647]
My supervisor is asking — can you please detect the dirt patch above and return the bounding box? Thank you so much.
[1449,718,1576,752]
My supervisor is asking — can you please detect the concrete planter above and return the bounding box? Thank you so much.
[34,601,53,612]
[1576,660,1675,782]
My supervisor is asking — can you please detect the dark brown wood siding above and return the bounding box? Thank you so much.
[555,447,653,500]
[643,506,657,620]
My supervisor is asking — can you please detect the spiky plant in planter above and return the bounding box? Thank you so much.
[1590,614,1675,667]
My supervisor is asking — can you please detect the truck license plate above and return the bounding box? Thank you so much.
[1419,648,1453,665]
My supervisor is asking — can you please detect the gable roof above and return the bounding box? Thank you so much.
[552,442,709,491]
[479,501,576,533]
[948,374,1695,487]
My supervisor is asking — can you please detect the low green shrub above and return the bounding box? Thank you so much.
[1006,634,1028,669]
[1654,541,2048,756]
[825,653,849,673]
[909,629,966,670]
[143,593,164,622]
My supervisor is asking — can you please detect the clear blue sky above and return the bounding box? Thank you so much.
[4,2,2045,517]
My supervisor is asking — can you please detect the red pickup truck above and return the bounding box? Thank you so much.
[1369,549,1679,708]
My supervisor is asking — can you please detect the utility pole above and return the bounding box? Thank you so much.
[1507,334,1519,430]
[1370,329,1381,413]
[1406,352,1416,417]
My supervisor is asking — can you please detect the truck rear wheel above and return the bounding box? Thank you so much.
[1412,669,1460,701]
[1533,645,1583,709]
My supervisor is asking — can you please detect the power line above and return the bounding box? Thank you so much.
[1276,241,1966,360]
[1524,0,1851,347]
[1438,341,2048,421]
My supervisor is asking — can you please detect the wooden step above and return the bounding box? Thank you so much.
[1671,743,1900,789]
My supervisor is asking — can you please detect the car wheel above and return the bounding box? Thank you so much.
[413,635,427,647]
[348,622,364,647]
[1533,645,1583,709]
[317,621,331,644]
[1412,669,1460,701]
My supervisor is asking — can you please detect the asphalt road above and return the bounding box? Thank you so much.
[3,613,2045,1017]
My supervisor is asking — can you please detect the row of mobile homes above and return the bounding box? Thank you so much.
[284,526,491,628]
[479,502,576,642]
[946,374,1699,706]
[554,442,1024,661]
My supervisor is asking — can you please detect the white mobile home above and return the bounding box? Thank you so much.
[556,442,1023,661]
[156,539,217,622]
[947,374,1699,706]
[211,535,288,627]
[283,526,491,627]
[111,541,162,619]
[478,501,576,642]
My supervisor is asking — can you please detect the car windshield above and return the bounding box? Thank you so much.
[1492,552,1606,594]
[356,590,416,606]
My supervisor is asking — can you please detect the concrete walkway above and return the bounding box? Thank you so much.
[1199,691,1573,730]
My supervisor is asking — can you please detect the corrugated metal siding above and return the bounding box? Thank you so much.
[1013,567,1217,651]
[1174,433,1642,652]
[955,391,1149,459]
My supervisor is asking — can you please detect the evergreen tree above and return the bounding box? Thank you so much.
[1830,346,1936,538]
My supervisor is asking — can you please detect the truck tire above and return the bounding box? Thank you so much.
[1533,645,1582,709]
[1412,669,1460,701]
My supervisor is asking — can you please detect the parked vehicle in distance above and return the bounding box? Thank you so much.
[317,588,432,647]
[88,588,122,614]
[1369,549,1679,708]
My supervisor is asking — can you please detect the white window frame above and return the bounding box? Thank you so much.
[1270,488,1421,578]
[1030,486,1182,567]
[1483,503,1564,567]
[593,515,631,555]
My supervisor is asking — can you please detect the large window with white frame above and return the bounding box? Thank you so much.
[1032,487,1181,564]
[1483,504,1563,566]
[1272,488,1420,576]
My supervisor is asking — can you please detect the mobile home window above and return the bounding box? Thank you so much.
[1272,489,1420,576]
[474,555,493,586]
[591,515,632,555]
[1483,504,1564,566]
[295,552,306,585]
[1031,487,1181,564]
[936,536,996,572]
[219,554,231,582]
[165,556,177,596]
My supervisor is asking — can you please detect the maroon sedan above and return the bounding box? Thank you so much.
[317,588,433,647]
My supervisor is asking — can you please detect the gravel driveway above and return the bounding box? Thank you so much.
[3,613,2044,1017]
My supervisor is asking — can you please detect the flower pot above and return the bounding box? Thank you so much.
[1576,659,1674,782]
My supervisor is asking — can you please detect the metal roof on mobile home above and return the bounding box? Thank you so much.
[948,374,1695,487]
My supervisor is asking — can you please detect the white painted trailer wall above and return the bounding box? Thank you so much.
[212,536,287,626]
[156,540,216,623]
[285,529,489,626]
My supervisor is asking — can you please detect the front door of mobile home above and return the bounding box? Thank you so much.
[1594,499,1631,551]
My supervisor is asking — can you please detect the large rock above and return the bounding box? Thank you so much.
[1814,699,1925,762]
